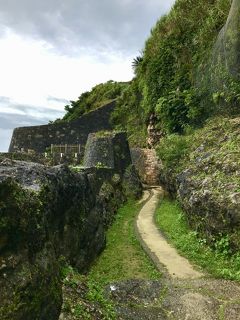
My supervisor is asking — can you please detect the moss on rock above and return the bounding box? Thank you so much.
[158,116,240,252]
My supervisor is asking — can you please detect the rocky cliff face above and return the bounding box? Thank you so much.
[0,154,139,319]
[159,117,240,251]
[131,148,161,186]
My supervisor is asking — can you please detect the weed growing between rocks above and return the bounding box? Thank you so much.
[155,198,240,281]
[60,266,115,320]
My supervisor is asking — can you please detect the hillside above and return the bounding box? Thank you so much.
[55,0,240,262]
[58,0,239,147]
[158,116,240,253]
[112,0,236,144]
[56,80,129,123]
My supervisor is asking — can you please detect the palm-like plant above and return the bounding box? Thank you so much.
[132,55,143,73]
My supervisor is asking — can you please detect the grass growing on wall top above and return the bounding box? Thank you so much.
[155,197,240,281]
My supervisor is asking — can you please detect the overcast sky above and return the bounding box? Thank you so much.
[0,0,175,152]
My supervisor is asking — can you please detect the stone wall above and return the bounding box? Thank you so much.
[84,132,142,199]
[0,132,142,320]
[9,101,116,153]
[131,148,161,185]
[84,132,131,173]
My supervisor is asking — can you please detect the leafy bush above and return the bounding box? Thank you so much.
[111,78,148,147]
[155,89,205,133]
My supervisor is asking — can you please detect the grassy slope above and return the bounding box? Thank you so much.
[88,200,160,284]
[112,0,232,140]
[156,197,240,281]
[56,80,129,123]
[157,116,240,171]
[61,199,160,320]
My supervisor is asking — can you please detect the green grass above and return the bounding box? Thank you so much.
[155,198,240,281]
[61,199,160,320]
[88,200,160,286]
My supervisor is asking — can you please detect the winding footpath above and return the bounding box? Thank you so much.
[136,187,203,279]
[123,187,240,320]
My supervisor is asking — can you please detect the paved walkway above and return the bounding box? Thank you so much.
[136,187,203,279]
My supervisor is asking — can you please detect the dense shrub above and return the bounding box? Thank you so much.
[113,0,232,138]
[155,89,205,133]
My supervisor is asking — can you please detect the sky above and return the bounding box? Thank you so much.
[0,0,175,152]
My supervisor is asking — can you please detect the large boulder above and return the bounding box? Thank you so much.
[0,171,62,320]
[0,160,126,319]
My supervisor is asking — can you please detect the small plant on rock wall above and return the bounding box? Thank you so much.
[214,234,232,257]
[69,165,84,173]
[95,130,113,138]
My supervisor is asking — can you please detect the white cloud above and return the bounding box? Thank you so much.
[0,29,134,109]
[0,129,13,152]
[0,0,175,55]
[0,31,134,151]
[0,0,176,152]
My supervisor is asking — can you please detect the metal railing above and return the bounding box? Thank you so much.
[50,144,81,155]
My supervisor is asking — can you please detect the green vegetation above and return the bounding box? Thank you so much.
[112,0,234,142]
[61,200,160,319]
[156,132,191,169]
[61,266,116,320]
[54,1,239,148]
[155,198,240,281]
[88,200,160,284]
[111,78,147,147]
[157,116,240,179]
[57,80,129,123]
[156,117,240,252]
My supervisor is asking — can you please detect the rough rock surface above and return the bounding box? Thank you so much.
[61,277,240,320]
[84,131,132,175]
[131,148,161,185]
[122,164,143,199]
[159,117,240,250]
[0,159,134,320]
[147,114,164,148]
[104,272,240,319]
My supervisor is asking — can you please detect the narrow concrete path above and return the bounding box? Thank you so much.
[136,187,203,279]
